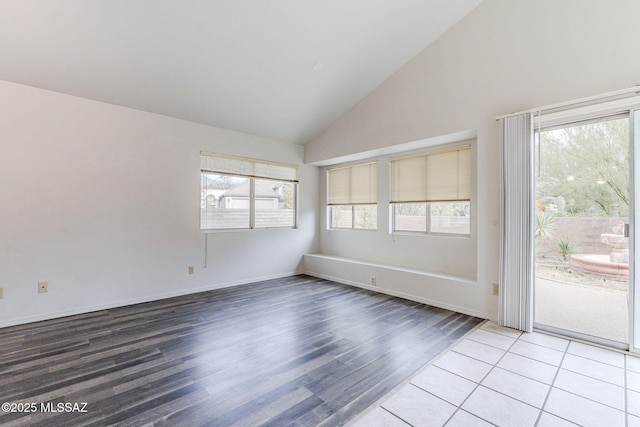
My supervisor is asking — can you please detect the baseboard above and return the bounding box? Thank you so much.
[305,270,488,319]
[303,253,475,284]
[0,270,304,329]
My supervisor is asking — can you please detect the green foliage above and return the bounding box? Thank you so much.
[557,238,579,261]
[203,173,246,190]
[395,202,469,216]
[281,183,294,209]
[535,210,557,240]
[395,203,426,216]
[355,205,377,229]
[448,202,470,217]
[536,118,629,217]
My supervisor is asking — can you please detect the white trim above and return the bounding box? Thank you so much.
[534,98,640,129]
[632,109,640,353]
[534,323,628,352]
[307,129,476,167]
[304,270,487,319]
[304,253,475,284]
[496,86,640,120]
[0,270,303,329]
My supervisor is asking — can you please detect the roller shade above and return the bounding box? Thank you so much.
[201,152,298,182]
[390,146,470,203]
[327,162,377,205]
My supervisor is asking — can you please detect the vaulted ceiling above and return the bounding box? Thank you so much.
[0,0,482,144]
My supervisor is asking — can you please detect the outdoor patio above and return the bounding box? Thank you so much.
[535,274,628,343]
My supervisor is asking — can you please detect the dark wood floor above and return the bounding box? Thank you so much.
[0,275,481,427]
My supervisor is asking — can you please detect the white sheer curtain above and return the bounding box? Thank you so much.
[499,113,535,332]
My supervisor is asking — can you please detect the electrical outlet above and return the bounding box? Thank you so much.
[370,276,376,285]
[492,283,499,295]
[0,287,3,299]
[188,266,195,275]
[38,281,48,293]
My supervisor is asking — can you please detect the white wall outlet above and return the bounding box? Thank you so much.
[38,281,48,293]
[0,287,3,299]
[188,266,195,275]
[371,276,377,285]
[492,283,499,295]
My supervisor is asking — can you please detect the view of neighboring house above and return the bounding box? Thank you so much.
[206,179,284,210]
[201,176,295,229]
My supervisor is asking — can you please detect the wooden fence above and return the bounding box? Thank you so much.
[201,209,294,229]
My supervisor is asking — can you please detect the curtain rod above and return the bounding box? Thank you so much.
[495,85,640,120]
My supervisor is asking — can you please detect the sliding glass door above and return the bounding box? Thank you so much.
[534,114,631,347]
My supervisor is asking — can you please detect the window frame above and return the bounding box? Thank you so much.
[390,201,471,237]
[200,153,298,232]
[328,204,378,231]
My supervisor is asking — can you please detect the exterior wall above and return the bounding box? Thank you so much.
[537,217,627,257]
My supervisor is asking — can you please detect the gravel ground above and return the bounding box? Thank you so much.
[535,257,628,342]
[536,257,628,292]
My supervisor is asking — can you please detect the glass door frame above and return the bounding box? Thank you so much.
[631,108,639,353]
[531,102,640,352]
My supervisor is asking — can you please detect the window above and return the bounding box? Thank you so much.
[390,145,471,235]
[327,162,377,230]
[200,153,298,230]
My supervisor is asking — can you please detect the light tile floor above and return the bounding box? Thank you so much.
[348,321,640,427]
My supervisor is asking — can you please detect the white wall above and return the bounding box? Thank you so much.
[305,0,640,320]
[0,80,319,327]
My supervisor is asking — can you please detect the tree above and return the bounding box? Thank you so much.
[203,173,243,190]
[280,183,294,209]
[535,117,629,217]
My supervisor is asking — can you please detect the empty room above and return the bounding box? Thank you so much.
[2,1,640,426]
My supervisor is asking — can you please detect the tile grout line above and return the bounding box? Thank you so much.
[534,337,569,426]
[359,323,632,427]
[480,333,628,391]
[556,345,628,411]
[347,319,489,427]
[451,328,613,426]
[432,325,630,426]
[409,381,498,427]
[433,321,501,426]
[625,354,628,427]
[440,325,524,426]
[533,338,627,425]
[379,406,414,427]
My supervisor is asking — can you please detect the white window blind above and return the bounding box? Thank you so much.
[390,146,470,203]
[327,162,377,205]
[201,152,298,182]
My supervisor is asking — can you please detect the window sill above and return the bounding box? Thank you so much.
[327,228,378,232]
[391,231,471,239]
